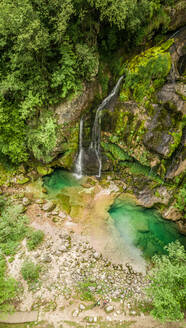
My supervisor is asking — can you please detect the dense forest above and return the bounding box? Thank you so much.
[0,1,185,326]
[0,0,178,163]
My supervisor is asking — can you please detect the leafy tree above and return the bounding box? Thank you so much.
[0,0,174,163]
[27,113,57,163]
[146,241,186,321]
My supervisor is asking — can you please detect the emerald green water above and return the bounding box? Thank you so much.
[43,169,80,194]
[43,170,185,262]
[109,199,186,259]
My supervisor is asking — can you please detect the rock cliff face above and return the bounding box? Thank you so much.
[98,29,185,233]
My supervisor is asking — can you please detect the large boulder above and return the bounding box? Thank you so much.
[55,82,98,125]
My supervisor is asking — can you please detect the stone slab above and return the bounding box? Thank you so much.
[0,311,38,323]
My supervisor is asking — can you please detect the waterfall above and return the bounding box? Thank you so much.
[74,117,84,179]
[74,75,124,178]
[90,75,124,177]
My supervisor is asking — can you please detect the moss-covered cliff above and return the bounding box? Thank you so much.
[99,29,186,232]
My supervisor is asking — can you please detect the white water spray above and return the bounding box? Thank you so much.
[90,75,124,177]
[74,117,84,179]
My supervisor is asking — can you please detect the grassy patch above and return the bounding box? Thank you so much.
[21,260,41,283]
[27,230,44,250]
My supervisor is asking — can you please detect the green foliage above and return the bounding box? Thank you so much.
[27,113,57,163]
[0,204,29,256]
[27,230,44,251]
[101,142,132,161]
[77,279,96,301]
[123,53,171,103]
[88,0,165,33]
[0,202,45,255]
[146,241,186,321]
[174,184,186,214]
[0,255,18,311]
[120,40,173,104]
[120,161,162,183]
[0,200,45,311]
[0,0,174,163]
[21,260,41,282]
[0,101,28,163]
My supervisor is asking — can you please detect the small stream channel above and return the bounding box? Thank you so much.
[43,169,186,266]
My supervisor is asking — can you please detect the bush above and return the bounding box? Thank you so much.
[146,241,186,321]
[21,261,41,282]
[0,204,29,256]
[0,202,45,255]
[27,113,57,163]
[175,184,186,214]
[27,230,44,250]
[0,255,18,311]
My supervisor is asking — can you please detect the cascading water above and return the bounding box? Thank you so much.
[74,117,84,178]
[90,75,124,177]
[74,76,124,178]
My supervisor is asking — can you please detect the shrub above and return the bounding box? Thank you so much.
[0,202,45,255]
[174,184,186,215]
[0,204,29,256]
[0,255,18,311]
[27,113,57,163]
[21,261,41,282]
[27,230,44,250]
[146,241,186,321]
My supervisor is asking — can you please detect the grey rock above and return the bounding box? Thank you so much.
[22,197,30,206]
[42,201,56,212]
[42,255,52,263]
[158,83,186,115]
[79,304,86,310]
[93,251,100,260]
[51,210,59,215]
[59,246,68,253]
[58,212,66,219]
[35,199,44,204]
[72,310,79,317]
[56,82,98,126]
[105,305,114,313]
[86,316,94,323]
[143,106,174,158]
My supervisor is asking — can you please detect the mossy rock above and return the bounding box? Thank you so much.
[57,150,76,169]
[120,39,173,104]
[16,176,30,185]
[37,166,53,176]
[101,142,132,162]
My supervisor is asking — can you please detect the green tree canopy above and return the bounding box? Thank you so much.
[0,0,173,163]
[146,241,186,321]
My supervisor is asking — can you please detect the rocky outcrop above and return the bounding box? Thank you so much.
[143,105,175,158]
[158,83,186,114]
[99,29,186,224]
[55,82,99,126]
